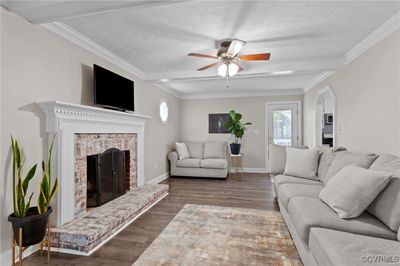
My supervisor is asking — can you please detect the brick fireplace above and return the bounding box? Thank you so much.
[74,133,137,217]
[38,101,150,226]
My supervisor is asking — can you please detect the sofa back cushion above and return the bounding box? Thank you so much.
[320,165,392,218]
[324,151,377,183]
[317,146,347,183]
[268,144,308,175]
[204,142,227,158]
[367,154,400,231]
[186,141,205,159]
[284,147,320,180]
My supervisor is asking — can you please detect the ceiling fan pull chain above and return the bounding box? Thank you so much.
[226,75,229,88]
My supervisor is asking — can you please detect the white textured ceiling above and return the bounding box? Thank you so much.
[3,1,400,97]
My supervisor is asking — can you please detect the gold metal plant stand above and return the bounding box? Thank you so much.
[12,220,51,266]
[229,154,243,179]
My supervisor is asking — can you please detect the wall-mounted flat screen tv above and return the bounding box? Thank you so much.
[94,64,134,112]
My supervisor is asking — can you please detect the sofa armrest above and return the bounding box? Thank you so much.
[168,151,178,162]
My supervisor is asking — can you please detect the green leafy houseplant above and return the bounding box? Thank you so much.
[11,137,37,218]
[224,110,252,154]
[37,139,58,214]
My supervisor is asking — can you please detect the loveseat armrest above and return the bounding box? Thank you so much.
[168,151,178,162]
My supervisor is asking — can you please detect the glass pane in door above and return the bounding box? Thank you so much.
[272,110,292,146]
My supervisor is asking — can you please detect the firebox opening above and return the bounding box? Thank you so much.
[87,148,129,208]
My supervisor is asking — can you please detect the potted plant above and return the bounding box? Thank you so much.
[7,137,57,247]
[224,110,252,155]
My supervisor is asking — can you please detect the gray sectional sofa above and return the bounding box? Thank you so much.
[269,144,400,266]
[168,141,228,178]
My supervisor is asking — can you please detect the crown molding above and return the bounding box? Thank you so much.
[302,71,334,93]
[42,22,146,79]
[342,11,400,66]
[303,11,400,93]
[180,89,303,100]
[150,82,184,99]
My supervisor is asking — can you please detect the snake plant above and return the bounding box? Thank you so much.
[11,137,37,218]
[37,138,58,214]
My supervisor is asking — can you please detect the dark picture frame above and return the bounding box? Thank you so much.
[209,113,230,134]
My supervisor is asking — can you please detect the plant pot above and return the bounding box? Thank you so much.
[8,207,52,247]
[230,143,241,155]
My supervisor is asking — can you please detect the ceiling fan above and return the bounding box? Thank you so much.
[188,38,271,77]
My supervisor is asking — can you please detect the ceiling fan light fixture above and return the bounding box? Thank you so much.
[228,63,239,76]
[217,63,239,77]
[217,63,228,77]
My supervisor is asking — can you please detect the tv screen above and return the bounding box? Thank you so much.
[94,64,134,111]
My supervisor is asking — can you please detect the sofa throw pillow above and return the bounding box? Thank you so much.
[367,154,400,231]
[204,142,227,158]
[284,147,320,180]
[324,151,377,183]
[319,165,392,219]
[269,144,308,175]
[186,141,205,159]
[175,142,190,160]
[317,146,347,183]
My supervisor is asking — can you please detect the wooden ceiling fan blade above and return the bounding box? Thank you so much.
[197,62,218,71]
[188,53,218,59]
[239,53,271,61]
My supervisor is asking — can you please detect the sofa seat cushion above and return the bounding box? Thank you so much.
[310,228,400,266]
[200,159,228,169]
[176,158,201,168]
[287,197,397,244]
[278,183,323,209]
[274,175,323,192]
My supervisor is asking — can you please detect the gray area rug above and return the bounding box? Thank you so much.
[133,204,302,266]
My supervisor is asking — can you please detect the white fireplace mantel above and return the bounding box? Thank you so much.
[37,101,151,226]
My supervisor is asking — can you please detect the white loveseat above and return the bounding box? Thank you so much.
[168,141,228,178]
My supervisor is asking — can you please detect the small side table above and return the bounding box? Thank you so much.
[229,154,243,179]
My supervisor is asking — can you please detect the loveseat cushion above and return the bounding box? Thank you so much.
[309,228,400,266]
[204,142,227,158]
[274,175,323,190]
[287,197,396,244]
[200,159,228,169]
[186,141,205,159]
[368,154,400,231]
[278,183,323,209]
[176,158,201,168]
[324,151,377,183]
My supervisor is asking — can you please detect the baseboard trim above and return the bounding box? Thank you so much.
[146,172,170,184]
[47,192,169,256]
[241,168,267,173]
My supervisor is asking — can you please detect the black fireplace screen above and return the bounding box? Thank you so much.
[87,148,126,207]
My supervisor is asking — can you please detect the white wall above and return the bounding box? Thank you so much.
[180,95,303,170]
[304,30,400,155]
[1,8,180,264]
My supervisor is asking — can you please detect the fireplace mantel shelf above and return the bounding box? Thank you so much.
[37,101,151,132]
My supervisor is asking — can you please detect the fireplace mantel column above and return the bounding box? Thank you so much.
[37,101,151,226]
